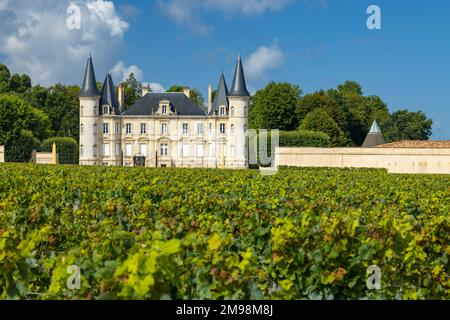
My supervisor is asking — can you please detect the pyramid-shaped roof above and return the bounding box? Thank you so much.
[362,120,386,147]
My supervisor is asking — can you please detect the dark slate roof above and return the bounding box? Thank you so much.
[362,120,386,147]
[79,56,100,97]
[229,56,250,97]
[100,74,121,115]
[124,93,206,116]
[209,73,229,115]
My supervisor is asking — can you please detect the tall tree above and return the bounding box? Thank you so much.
[338,81,363,95]
[121,73,141,110]
[0,64,11,94]
[383,110,433,142]
[9,74,32,94]
[167,85,205,108]
[250,82,302,131]
[0,94,51,162]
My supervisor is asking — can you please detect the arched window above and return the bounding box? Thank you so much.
[231,124,235,135]
[80,106,84,117]
[93,123,98,136]
[80,124,84,135]
[231,107,235,116]
[80,145,84,156]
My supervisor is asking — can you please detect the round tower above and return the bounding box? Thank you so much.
[79,55,101,165]
[228,55,250,168]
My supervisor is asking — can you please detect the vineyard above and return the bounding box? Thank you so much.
[0,164,449,300]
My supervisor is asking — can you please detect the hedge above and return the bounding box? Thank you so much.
[40,137,79,164]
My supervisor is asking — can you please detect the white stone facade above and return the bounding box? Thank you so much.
[79,57,250,169]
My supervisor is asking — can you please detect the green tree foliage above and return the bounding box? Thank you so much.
[383,110,433,142]
[338,80,363,95]
[167,85,205,108]
[0,95,51,162]
[25,84,80,140]
[40,137,79,164]
[9,74,32,94]
[300,109,348,146]
[0,64,11,93]
[250,82,302,131]
[121,73,142,110]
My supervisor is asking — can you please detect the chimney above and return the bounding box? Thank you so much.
[118,84,125,112]
[142,83,151,97]
[183,87,190,98]
[207,85,212,113]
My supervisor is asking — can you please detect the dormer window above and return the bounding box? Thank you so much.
[220,107,225,116]
[162,105,167,114]
[103,106,109,115]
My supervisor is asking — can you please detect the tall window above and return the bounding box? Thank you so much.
[93,145,97,157]
[197,123,203,135]
[231,107,235,116]
[80,124,84,135]
[115,143,121,156]
[220,107,225,115]
[182,123,188,135]
[115,123,120,134]
[161,123,168,134]
[160,143,168,156]
[196,144,204,158]
[231,124,234,135]
[140,123,146,134]
[220,123,226,134]
[103,123,109,134]
[140,144,147,156]
[209,123,213,135]
[103,143,110,156]
[162,105,167,114]
[182,143,189,158]
[126,123,132,134]
[103,106,109,114]
[80,145,84,156]
[125,144,132,157]
[80,106,84,117]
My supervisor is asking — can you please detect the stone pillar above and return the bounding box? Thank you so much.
[52,143,57,164]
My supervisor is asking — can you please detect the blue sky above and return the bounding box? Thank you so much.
[0,0,449,138]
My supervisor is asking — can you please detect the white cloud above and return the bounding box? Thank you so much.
[159,0,294,35]
[147,82,166,93]
[86,0,129,37]
[246,43,285,80]
[0,0,129,86]
[111,61,144,82]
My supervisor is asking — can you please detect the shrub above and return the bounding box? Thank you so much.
[300,109,348,146]
[40,137,79,164]
[5,129,40,163]
[279,130,331,147]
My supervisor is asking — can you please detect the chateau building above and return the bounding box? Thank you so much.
[79,55,250,168]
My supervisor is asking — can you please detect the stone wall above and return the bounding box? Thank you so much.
[275,147,450,174]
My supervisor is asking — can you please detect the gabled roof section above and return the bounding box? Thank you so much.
[100,74,121,115]
[210,72,229,115]
[362,120,386,147]
[124,93,206,116]
[79,55,100,97]
[229,55,250,97]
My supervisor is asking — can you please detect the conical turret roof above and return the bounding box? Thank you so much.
[100,73,121,115]
[79,55,100,97]
[229,55,250,97]
[210,72,229,115]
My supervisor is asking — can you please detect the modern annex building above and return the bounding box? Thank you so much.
[79,56,250,168]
